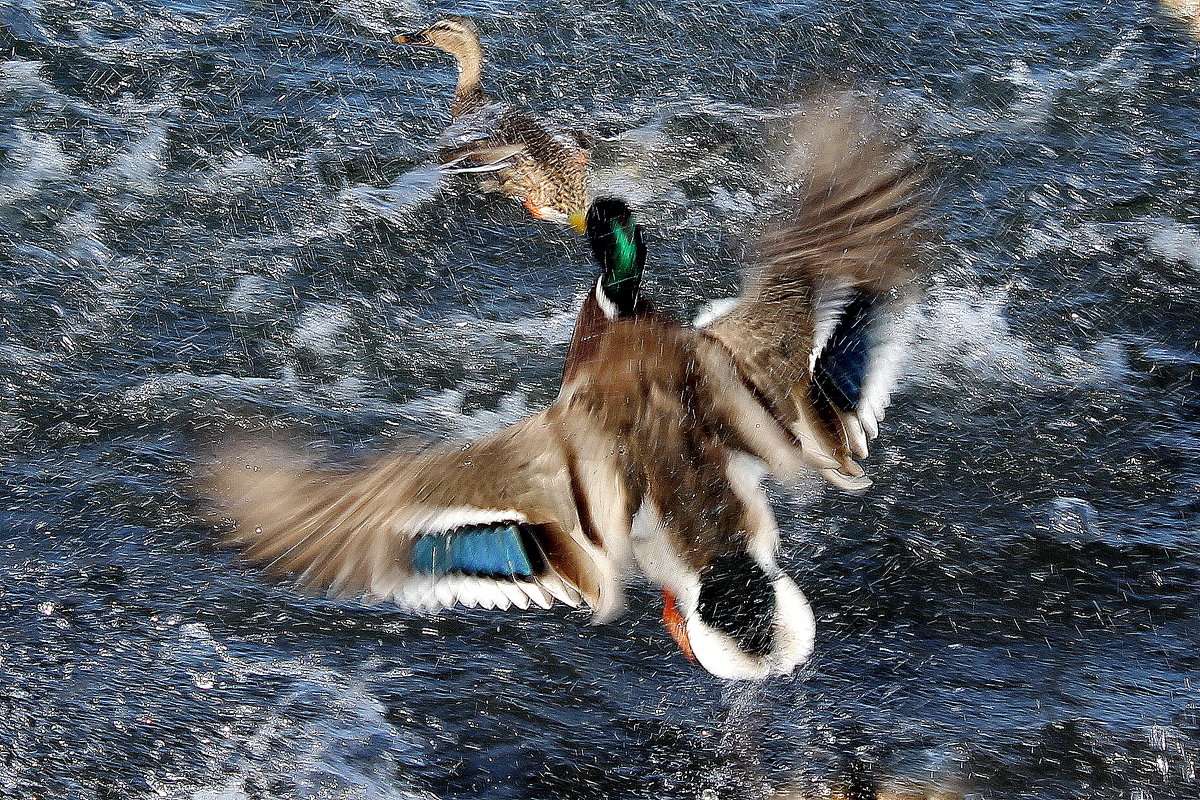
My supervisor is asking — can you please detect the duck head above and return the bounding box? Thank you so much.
[394,16,483,62]
[585,197,645,319]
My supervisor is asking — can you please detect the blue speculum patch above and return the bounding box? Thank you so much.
[812,292,875,413]
[412,524,537,578]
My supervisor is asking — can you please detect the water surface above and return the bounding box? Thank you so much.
[2,1,1199,798]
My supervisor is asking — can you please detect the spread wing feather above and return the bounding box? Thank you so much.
[703,93,927,490]
[204,408,628,619]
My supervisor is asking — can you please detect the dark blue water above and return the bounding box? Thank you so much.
[2,1,1198,798]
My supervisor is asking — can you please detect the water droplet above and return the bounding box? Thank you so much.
[1039,497,1110,546]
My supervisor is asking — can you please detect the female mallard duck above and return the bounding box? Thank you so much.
[206,97,927,679]
[394,16,590,231]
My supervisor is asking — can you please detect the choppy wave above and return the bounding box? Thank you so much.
[144,622,434,800]
[3,0,1200,798]
[906,284,1130,391]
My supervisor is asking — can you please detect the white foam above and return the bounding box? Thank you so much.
[459,390,537,434]
[292,303,356,356]
[0,58,119,124]
[104,123,170,196]
[339,164,448,226]
[197,153,279,197]
[709,184,757,215]
[58,206,113,265]
[397,306,577,363]
[124,372,288,406]
[226,275,275,314]
[589,109,722,209]
[1002,34,1143,117]
[0,58,56,93]
[157,633,434,800]
[1021,216,1200,272]
[905,286,1030,385]
[0,340,57,369]
[905,285,1128,390]
[1147,221,1200,270]
[0,123,74,207]
[394,387,537,437]
[914,33,1146,141]
[1038,497,1121,547]
[331,0,425,34]
[1021,218,1120,260]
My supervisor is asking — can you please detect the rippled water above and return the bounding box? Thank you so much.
[2,1,1199,798]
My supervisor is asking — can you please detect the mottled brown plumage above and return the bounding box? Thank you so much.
[395,16,590,230]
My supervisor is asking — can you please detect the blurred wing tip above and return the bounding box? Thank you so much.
[858,404,881,441]
[537,576,582,607]
[841,413,870,459]
[820,468,873,494]
[792,425,844,471]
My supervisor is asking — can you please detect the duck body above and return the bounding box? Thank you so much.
[557,292,818,676]
[205,94,927,679]
[438,102,589,227]
[397,17,590,230]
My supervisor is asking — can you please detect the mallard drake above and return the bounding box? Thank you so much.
[205,96,927,679]
[394,16,590,231]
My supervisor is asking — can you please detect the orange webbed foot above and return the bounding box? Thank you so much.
[521,198,552,221]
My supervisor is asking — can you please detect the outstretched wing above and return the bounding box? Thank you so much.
[701,93,927,491]
[204,407,631,621]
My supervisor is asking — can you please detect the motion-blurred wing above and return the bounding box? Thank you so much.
[436,101,508,149]
[701,94,926,490]
[338,164,449,222]
[205,408,629,620]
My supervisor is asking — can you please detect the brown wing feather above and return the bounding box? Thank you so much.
[703,92,927,485]
[491,109,589,217]
[203,407,628,617]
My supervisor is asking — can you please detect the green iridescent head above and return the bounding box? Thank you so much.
[585,197,645,317]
